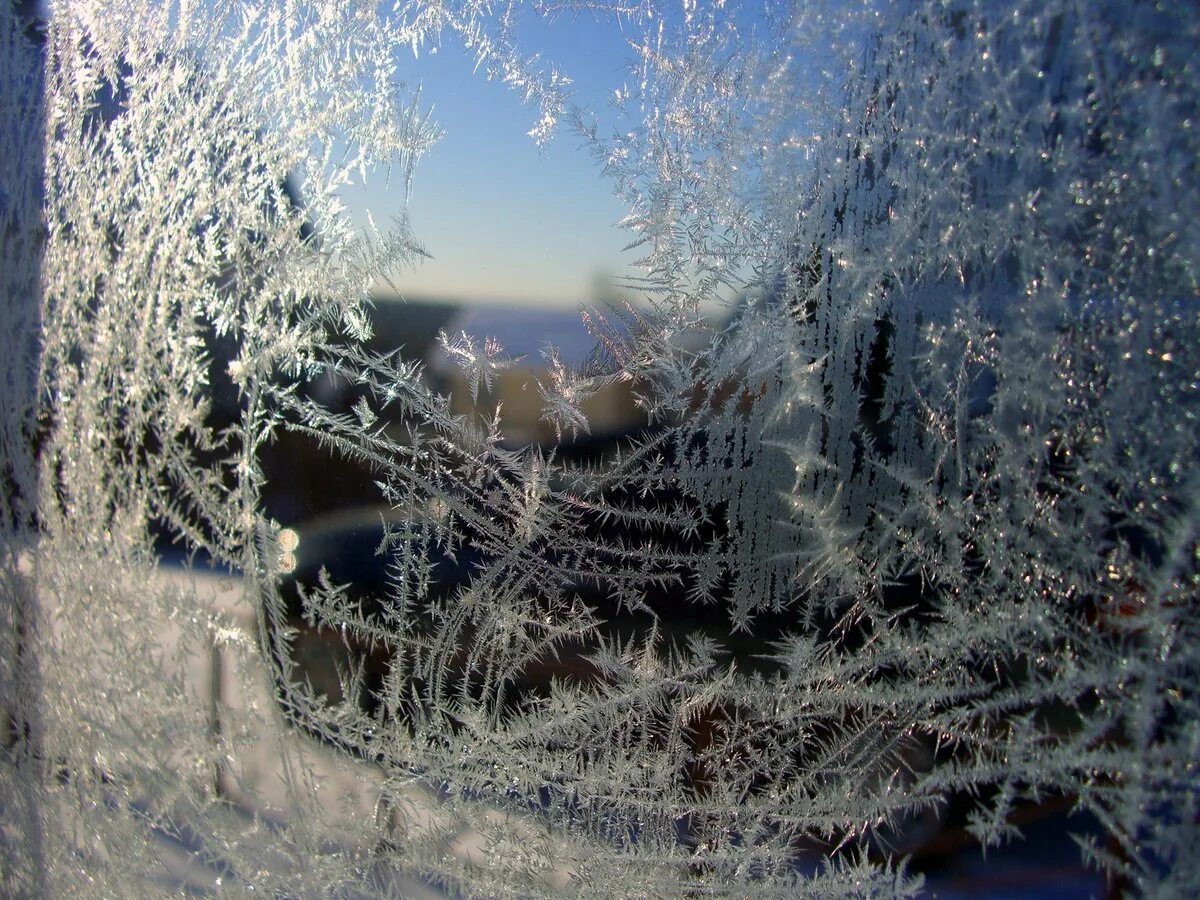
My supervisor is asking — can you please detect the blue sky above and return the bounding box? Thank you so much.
[25,0,648,308]
[344,13,644,308]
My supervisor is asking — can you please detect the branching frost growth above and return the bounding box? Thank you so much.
[2,0,1198,896]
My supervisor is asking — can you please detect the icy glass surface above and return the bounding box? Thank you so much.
[2,1,1197,896]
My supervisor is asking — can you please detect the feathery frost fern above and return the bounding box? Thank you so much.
[2,0,1197,895]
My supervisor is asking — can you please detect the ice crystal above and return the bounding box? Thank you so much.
[438,329,520,403]
[2,0,1198,896]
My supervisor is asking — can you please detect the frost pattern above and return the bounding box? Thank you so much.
[2,1,1198,896]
